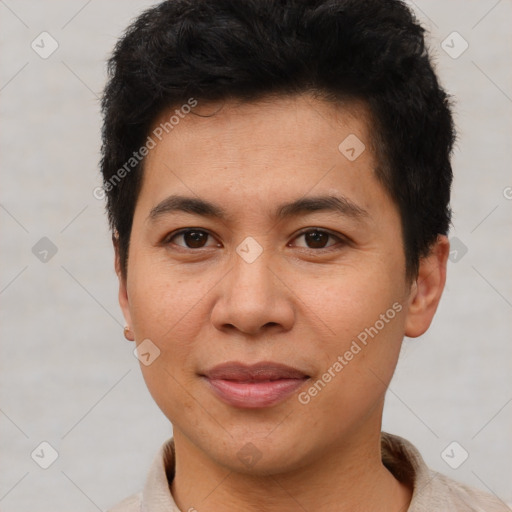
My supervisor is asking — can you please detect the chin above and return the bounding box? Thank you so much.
[208,429,315,476]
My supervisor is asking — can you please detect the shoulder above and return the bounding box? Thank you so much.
[381,433,510,512]
[106,437,177,512]
[106,491,142,512]
[421,469,511,512]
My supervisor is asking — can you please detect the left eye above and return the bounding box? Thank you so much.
[291,229,343,250]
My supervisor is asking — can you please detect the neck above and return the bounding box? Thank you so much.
[170,424,412,512]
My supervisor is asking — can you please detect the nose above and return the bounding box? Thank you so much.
[210,247,295,337]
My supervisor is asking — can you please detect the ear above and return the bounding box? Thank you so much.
[113,235,133,331]
[404,235,449,338]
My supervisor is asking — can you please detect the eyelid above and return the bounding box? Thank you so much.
[163,227,349,251]
[163,228,220,248]
[290,227,348,248]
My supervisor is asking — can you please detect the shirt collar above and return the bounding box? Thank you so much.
[140,432,430,511]
[141,438,180,512]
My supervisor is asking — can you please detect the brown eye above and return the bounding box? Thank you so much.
[166,229,217,249]
[182,230,208,248]
[304,230,330,249]
[292,229,343,250]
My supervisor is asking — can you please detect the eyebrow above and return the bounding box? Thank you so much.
[147,194,369,224]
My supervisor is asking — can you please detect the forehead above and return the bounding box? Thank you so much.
[150,93,374,154]
[135,93,393,225]
[146,94,374,174]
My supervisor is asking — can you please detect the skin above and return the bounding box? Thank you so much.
[116,93,449,512]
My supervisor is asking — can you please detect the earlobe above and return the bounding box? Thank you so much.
[404,235,449,338]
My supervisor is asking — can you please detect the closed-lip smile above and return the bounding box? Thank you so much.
[201,361,310,409]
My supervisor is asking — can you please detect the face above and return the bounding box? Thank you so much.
[117,93,446,474]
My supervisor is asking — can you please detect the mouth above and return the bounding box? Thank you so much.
[200,361,310,409]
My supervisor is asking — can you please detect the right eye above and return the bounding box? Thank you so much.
[163,229,221,250]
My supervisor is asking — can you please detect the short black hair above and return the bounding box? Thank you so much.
[100,0,455,279]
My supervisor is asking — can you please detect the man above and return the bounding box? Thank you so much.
[99,0,509,510]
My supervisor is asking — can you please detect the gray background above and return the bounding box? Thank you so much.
[1,0,511,510]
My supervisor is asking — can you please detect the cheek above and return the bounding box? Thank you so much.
[297,263,402,336]
[138,360,205,435]
[296,263,407,390]
[127,258,208,342]
[299,304,406,434]
[128,268,204,412]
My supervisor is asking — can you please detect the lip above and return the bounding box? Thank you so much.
[201,361,310,409]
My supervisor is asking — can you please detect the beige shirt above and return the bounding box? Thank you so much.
[108,432,510,511]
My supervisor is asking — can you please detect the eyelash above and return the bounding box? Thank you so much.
[162,228,348,252]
